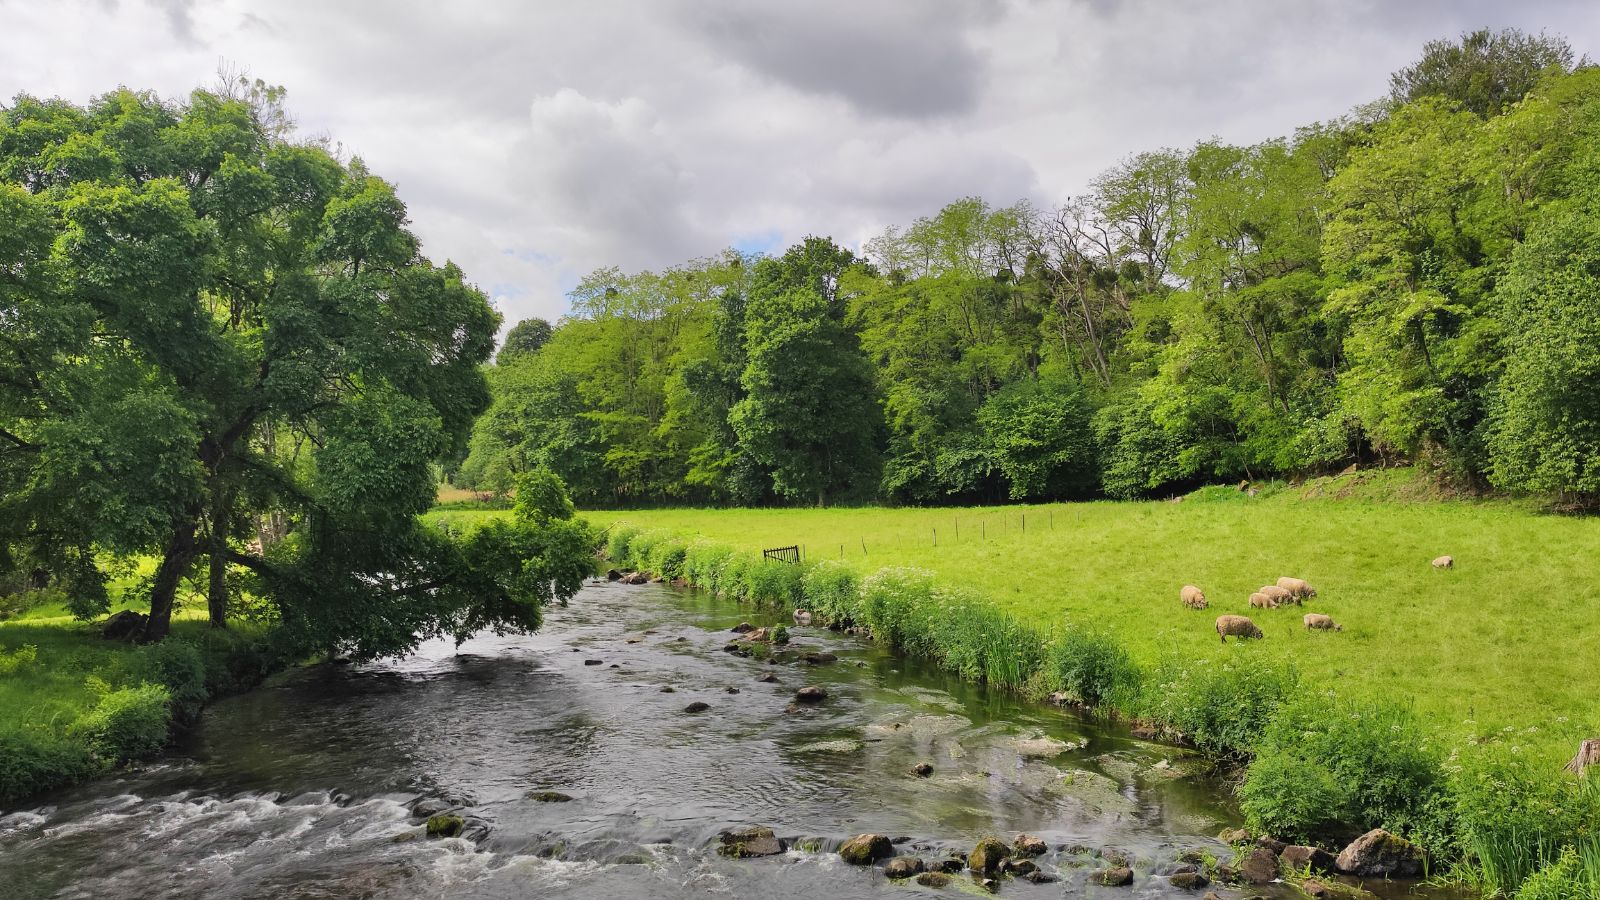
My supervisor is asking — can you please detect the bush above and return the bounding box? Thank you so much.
[1452,737,1600,895]
[0,726,95,802]
[128,640,208,721]
[744,561,805,608]
[645,534,690,581]
[1139,654,1298,757]
[856,568,938,649]
[69,682,172,763]
[1045,626,1142,710]
[605,524,641,563]
[801,560,860,625]
[0,587,62,620]
[1239,692,1449,847]
[0,643,38,675]
[625,529,667,572]
[683,540,733,589]
[713,552,757,600]
[1514,844,1600,900]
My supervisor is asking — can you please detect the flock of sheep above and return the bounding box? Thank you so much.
[1183,554,1454,643]
[1182,578,1337,643]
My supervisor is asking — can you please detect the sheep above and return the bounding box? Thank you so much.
[1180,584,1208,609]
[1276,576,1317,599]
[1432,555,1454,569]
[1248,591,1279,610]
[1303,613,1342,632]
[1216,614,1264,643]
[1261,584,1296,606]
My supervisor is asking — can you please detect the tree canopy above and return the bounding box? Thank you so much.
[462,30,1600,507]
[0,83,592,653]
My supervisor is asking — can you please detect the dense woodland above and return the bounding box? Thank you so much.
[460,30,1600,508]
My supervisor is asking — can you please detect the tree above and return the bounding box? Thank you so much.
[732,245,882,505]
[0,85,591,652]
[1390,28,1578,117]
[977,376,1097,499]
[496,317,553,365]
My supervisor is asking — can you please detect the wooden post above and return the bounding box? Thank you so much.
[861,536,867,556]
[1566,738,1600,775]
[954,516,959,541]
[1021,513,1025,533]
[932,528,937,547]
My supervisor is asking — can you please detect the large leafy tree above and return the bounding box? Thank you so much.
[1391,28,1578,117]
[0,84,590,652]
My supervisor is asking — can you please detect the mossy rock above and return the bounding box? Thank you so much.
[527,791,573,802]
[1091,866,1134,886]
[968,836,1011,873]
[1297,879,1379,900]
[838,833,893,865]
[914,871,951,888]
[425,814,465,838]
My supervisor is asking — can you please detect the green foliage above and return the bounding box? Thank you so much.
[977,377,1097,499]
[1451,738,1600,895]
[69,682,171,763]
[683,540,734,588]
[1239,693,1449,847]
[1513,844,1600,900]
[497,317,552,365]
[0,726,95,802]
[513,467,576,524]
[606,524,642,563]
[800,560,860,624]
[1392,28,1578,116]
[1140,655,1299,757]
[1044,626,1141,710]
[743,560,805,608]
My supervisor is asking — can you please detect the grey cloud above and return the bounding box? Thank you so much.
[678,0,1000,118]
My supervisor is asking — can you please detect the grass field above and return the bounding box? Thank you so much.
[430,470,1600,759]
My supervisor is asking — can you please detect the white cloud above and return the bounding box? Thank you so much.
[2,0,1598,333]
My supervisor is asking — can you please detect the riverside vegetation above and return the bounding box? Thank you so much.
[461,481,1598,899]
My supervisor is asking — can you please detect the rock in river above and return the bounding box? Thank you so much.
[915,872,950,887]
[684,701,711,713]
[1335,828,1424,878]
[794,686,827,703]
[1281,844,1337,873]
[968,836,1010,874]
[1013,833,1047,856]
[838,833,893,865]
[884,856,925,878]
[719,825,783,858]
[526,791,573,802]
[1239,846,1280,884]
[911,762,933,777]
[1091,866,1133,886]
[425,814,465,838]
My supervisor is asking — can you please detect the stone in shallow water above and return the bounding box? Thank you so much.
[1091,866,1133,886]
[914,872,950,887]
[794,686,827,703]
[684,701,710,713]
[1013,833,1047,856]
[838,833,893,865]
[1335,828,1424,878]
[526,791,573,802]
[911,762,933,777]
[425,814,464,838]
[718,825,783,858]
[795,739,860,753]
[883,856,924,878]
[968,837,1010,874]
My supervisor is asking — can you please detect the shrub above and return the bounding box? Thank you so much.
[645,535,690,581]
[857,568,938,648]
[1452,737,1600,895]
[0,587,63,620]
[625,529,667,572]
[801,560,860,625]
[128,640,208,721]
[1045,626,1142,710]
[714,552,757,600]
[745,561,805,608]
[0,726,96,803]
[605,524,641,563]
[682,540,733,588]
[0,643,38,675]
[1513,844,1600,900]
[1139,654,1298,757]
[1239,692,1449,847]
[69,682,172,763]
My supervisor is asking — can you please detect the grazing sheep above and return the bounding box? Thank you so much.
[1216,614,1264,643]
[1181,585,1208,609]
[1432,555,1454,569]
[1248,591,1278,610]
[1276,577,1317,599]
[1261,584,1296,605]
[1303,613,1342,632]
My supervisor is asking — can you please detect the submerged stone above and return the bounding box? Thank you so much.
[684,701,711,713]
[1169,870,1210,890]
[914,871,950,887]
[911,762,933,777]
[794,686,827,703]
[527,791,573,802]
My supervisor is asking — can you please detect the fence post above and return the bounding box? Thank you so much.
[861,536,867,556]
[1021,513,1025,534]
[933,527,937,547]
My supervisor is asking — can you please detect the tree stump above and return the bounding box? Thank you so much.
[1565,739,1600,775]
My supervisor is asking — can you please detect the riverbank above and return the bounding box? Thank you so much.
[0,601,286,806]
[424,473,1600,896]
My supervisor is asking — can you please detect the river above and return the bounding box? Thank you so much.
[0,580,1465,898]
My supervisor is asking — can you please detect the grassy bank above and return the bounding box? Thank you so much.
[429,469,1600,895]
[0,598,286,806]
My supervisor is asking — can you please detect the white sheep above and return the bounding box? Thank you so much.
[1216,615,1264,643]
[1181,585,1208,609]
[1303,613,1342,632]
[1276,576,1316,599]
[1432,556,1454,569]
[1248,591,1279,610]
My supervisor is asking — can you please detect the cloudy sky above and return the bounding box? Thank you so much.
[2,1,1597,330]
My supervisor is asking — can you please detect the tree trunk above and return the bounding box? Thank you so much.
[142,518,199,642]
[208,491,230,628]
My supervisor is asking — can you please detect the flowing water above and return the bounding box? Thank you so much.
[0,581,1467,899]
